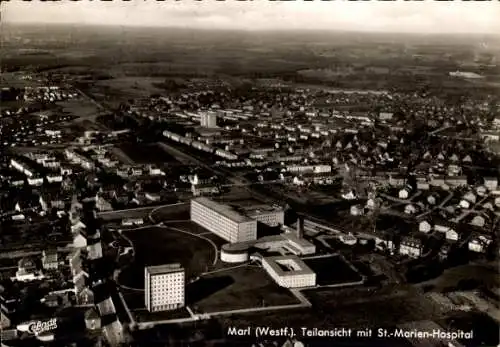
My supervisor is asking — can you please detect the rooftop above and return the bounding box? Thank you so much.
[192,197,253,223]
[238,204,284,217]
[145,263,184,275]
[263,255,315,277]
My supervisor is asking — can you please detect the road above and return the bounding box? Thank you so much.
[157,141,278,204]
[415,191,454,219]
[379,190,422,205]
[97,202,188,221]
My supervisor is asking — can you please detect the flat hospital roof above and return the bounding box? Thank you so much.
[263,255,315,277]
[146,263,184,275]
[192,197,253,223]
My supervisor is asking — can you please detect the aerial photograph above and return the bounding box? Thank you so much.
[0,1,499,347]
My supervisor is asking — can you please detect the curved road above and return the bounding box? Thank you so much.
[115,223,219,292]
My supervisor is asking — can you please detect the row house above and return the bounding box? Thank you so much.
[399,236,424,258]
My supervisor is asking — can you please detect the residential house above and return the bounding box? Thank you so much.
[72,232,88,249]
[78,287,95,306]
[365,198,379,210]
[484,177,498,191]
[87,242,103,261]
[399,236,423,258]
[427,193,439,206]
[389,175,406,187]
[459,191,477,209]
[462,155,472,163]
[470,215,486,228]
[422,151,432,160]
[399,185,412,200]
[375,232,396,253]
[417,181,430,190]
[192,183,220,197]
[404,204,417,215]
[445,229,459,241]
[1,308,11,329]
[85,308,101,330]
[121,218,144,226]
[476,186,488,197]
[439,243,452,261]
[430,175,446,188]
[350,205,364,216]
[73,270,90,296]
[419,220,432,233]
[41,249,59,270]
[468,233,492,253]
[434,220,457,237]
[446,176,467,187]
[483,202,494,212]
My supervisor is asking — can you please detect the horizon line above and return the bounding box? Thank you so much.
[2,22,499,38]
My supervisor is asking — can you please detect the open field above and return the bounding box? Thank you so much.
[118,226,217,288]
[121,264,300,320]
[218,284,444,336]
[95,76,167,97]
[191,265,300,314]
[148,205,190,224]
[56,99,100,119]
[118,143,178,164]
[110,147,135,165]
[416,262,499,292]
[303,255,364,286]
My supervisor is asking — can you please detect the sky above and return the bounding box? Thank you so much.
[2,1,500,35]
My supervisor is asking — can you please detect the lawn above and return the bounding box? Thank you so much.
[122,264,300,322]
[134,307,191,323]
[118,226,217,289]
[119,143,178,164]
[190,265,299,314]
[416,262,499,293]
[303,255,364,286]
[56,100,100,119]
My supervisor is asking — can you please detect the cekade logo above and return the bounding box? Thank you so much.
[28,318,58,335]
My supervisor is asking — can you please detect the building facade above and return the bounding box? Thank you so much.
[190,197,257,243]
[246,208,285,227]
[145,264,185,312]
[201,112,217,128]
[262,255,316,288]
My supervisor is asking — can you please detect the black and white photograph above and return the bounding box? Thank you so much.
[1,1,500,347]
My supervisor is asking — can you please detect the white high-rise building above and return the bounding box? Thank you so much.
[191,197,257,243]
[200,112,217,128]
[144,264,185,312]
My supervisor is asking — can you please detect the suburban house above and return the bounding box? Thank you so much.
[404,204,417,215]
[399,185,412,200]
[470,215,486,228]
[399,236,424,258]
[350,205,364,216]
[468,233,492,253]
[476,185,488,197]
[419,220,432,233]
[484,177,498,191]
[446,176,467,187]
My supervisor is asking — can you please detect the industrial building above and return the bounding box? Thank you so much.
[190,197,257,243]
[262,255,316,288]
[144,264,185,312]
